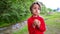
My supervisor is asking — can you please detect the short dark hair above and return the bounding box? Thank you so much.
[30,1,41,12]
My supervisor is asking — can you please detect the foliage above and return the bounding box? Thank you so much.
[0,0,34,27]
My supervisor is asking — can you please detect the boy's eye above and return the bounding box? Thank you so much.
[33,7,36,9]
[33,7,40,10]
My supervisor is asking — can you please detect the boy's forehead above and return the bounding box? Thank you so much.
[33,4,40,7]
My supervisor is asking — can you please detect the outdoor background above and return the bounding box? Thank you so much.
[0,0,60,34]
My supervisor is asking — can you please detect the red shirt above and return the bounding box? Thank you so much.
[27,16,46,34]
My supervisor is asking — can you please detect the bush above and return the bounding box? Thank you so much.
[0,0,34,27]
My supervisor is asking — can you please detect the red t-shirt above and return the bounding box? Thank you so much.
[27,16,46,34]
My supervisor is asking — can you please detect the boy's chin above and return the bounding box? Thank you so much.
[35,14,39,15]
[33,13,39,15]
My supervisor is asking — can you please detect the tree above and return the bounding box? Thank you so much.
[0,0,34,27]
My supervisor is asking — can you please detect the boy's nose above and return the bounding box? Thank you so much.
[36,10,38,12]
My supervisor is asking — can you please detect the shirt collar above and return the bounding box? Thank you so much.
[31,15,40,19]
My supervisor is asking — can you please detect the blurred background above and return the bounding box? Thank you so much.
[0,0,60,34]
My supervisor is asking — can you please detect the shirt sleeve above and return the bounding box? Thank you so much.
[37,18,46,32]
[27,19,35,34]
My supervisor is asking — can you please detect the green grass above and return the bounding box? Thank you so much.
[44,12,60,34]
[12,25,28,34]
[13,12,60,34]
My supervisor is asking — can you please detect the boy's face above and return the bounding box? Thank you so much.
[32,4,40,15]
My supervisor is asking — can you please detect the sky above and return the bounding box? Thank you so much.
[37,0,60,9]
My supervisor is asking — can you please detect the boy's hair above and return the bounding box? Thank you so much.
[30,1,41,11]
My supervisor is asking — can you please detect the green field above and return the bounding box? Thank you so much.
[13,12,60,34]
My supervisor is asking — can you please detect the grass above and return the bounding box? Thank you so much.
[44,12,60,34]
[13,12,60,34]
[12,25,28,34]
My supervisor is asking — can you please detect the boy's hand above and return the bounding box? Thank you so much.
[33,19,41,28]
